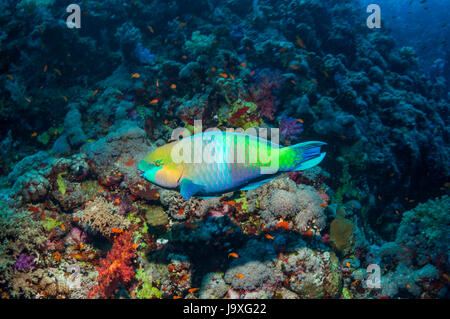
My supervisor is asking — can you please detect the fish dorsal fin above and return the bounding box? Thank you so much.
[240,176,276,191]
[180,179,204,199]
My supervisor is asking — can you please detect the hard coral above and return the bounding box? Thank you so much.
[79,197,130,237]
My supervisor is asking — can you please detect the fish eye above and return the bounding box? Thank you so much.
[154,160,164,167]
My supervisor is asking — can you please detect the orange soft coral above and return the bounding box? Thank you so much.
[87,231,136,298]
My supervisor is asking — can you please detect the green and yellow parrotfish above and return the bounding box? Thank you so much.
[138,131,326,199]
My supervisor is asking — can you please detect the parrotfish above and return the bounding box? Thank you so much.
[138,131,326,199]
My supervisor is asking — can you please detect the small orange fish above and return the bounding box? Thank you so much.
[351,279,359,286]
[111,228,123,234]
[312,80,318,84]
[156,80,159,87]
[182,55,187,59]
[289,65,299,70]
[296,36,306,48]
[170,84,176,89]
[43,65,48,72]
[265,234,274,240]
[25,97,31,103]
[178,22,187,27]
[131,73,140,79]
[188,288,199,293]
[98,189,104,194]
[223,200,235,206]
[235,274,245,279]
[184,222,199,229]
[147,26,154,33]
[230,74,235,81]
[178,209,184,215]
[73,216,80,222]
[132,243,138,249]
[296,118,304,123]
[276,221,290,230]
[407,284,412,289]
[240,62,247,69]
[319,203,328,208]
[54,68,62,76]
[62,96,68,102]
[6,74,13,80]
[149,99,159,104]
[305,230,313,237]
[61,224,66,231]
[173,296,182,299]
[219,73,228,78]
[164,119,168,124]
[114,198,120,204]
[278,47,288,53]
[346,262,351,268]
[181,275,190,281]
[228,252,239,258]
[31,132,38,137]
[92,89,99,96]
[291,80,297,85]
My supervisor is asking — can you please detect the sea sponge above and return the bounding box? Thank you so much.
[329,217,355,254]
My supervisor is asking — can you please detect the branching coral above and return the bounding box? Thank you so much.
[87,231,137,298]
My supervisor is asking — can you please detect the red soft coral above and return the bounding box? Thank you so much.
[254,77,280,120]
[87,231,136,298]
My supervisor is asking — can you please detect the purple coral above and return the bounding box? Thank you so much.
[280,117,303,142]
[14,253,36,271]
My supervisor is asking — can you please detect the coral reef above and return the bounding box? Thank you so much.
[0,0,448,300]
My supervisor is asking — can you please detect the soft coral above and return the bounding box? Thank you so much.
[253,76,280,120]
[87,231,136,298]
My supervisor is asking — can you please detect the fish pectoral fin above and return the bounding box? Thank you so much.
[180,179,204,200]
[240,176,276,191]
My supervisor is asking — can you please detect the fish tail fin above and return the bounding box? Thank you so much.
[279,141,326,172]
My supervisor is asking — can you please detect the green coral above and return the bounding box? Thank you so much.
[56,172,67,196]
[229,99,261,129]
[342,287,353,299]
[235,192,249,213]
[133,268,162,299]
[37,132,50,145]
[42,217,62,231]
